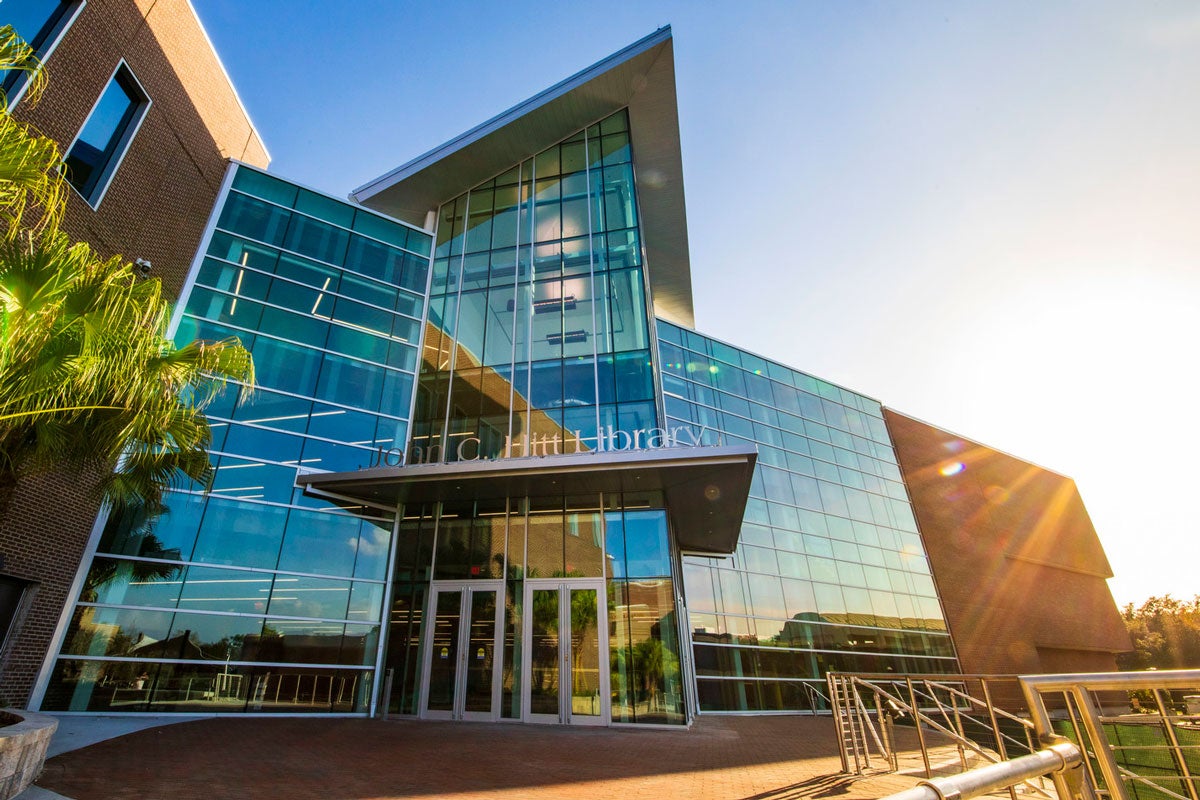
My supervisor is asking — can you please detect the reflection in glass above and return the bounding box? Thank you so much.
[463,590,496,713]
[427,590,461,712]
[529,588,560,716]
[570,588,601,719]
[82,558,184,608]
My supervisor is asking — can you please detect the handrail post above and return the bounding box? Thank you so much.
[1152,688,1200,800]
[907,676,933,779]
[979,678,1017,800]
[830,674,850,774]
[1073,686,1130,800]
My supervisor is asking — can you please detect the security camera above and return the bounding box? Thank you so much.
[134,258,152,277]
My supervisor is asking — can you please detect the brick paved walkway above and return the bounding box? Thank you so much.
[35,715,950,800]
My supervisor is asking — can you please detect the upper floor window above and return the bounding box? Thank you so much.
[64,62,149,208]
[1,0,84,106]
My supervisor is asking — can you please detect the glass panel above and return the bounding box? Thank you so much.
[569,587,601,719]
[82,557,183,608]
[529,588,560,716]
[463,589,496,713]
[426,590,461,712]
[61,606,174,658]
[267,575,351,620]
[501,577,522,719]
[178,566,273,615]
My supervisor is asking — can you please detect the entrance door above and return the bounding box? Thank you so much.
[421,582,503,721]
[523,578,608,725]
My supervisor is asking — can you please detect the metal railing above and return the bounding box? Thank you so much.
[1022,669,1200,800]
[862,669,1200,800]
[883,742,1090,800]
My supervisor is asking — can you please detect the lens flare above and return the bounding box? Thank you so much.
[939,461,965,476]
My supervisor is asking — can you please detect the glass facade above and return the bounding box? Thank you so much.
[659,321,958,712]
[42,165,433,713]
[39,66,962,722]
[411,109,657,465]
[384,494,685,725]
[382,110,685,725]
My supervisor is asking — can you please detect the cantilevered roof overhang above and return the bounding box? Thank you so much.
[351,27,695,328]
[296,445,757,555]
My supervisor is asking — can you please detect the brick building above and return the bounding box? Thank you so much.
[884,410,1132,677]
[0,0,267,707]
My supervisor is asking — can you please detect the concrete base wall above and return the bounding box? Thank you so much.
[0,709,58,800]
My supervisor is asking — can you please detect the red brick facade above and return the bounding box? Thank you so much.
[883,409,1131,682]
[0,0,268,707]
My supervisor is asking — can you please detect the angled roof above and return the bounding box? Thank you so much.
[352,27,694,328]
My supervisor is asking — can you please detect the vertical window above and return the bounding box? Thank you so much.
[63,62,149,207]
[1,0,84,105]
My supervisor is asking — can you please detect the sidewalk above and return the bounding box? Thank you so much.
[30,714,946,800]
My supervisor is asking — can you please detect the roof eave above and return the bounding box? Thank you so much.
[352,27,694,328]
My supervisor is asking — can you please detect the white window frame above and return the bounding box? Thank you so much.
[63,58,151,209]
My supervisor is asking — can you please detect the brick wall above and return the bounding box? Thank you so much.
[0,0,269,707]
[882,409,1131,685]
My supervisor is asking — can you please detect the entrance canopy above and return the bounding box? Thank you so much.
[296,444,757,555]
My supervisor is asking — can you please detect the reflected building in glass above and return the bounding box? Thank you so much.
[33,25,1128,724]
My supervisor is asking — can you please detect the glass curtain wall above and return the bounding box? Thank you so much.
[658,321,958,712]
[411,109,656,465]
[42,165,433,713]
[383,492,686,724]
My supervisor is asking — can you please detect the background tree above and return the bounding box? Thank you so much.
[0,24,252,518]
[1118,595,1200,671]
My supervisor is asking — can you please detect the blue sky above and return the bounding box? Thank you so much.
[193,0,1200,607]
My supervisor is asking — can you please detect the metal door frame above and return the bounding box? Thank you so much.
[521,577,609,726]
[419,580,504,721]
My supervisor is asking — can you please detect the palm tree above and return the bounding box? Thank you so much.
[0,25,63,239]
[0,24,252,516]
[0,229,253,514]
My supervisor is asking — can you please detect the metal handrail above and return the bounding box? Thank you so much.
[1021,668,1200,800]
[880,742,1091,800]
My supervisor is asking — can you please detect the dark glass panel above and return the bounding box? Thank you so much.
[176,565,273,615]
[61,606,174,658]
[314,354,385,410]
[233,168,298,207]
[348,581,384,624]
[276,510,361,577]
[526,511,564,578]
[501,576,523,718]
[294,189,354,228]
[354,519,393,581]
[207,231,282,272]
[339,623,380,666]
[99,496,199,561]
[166,612,264,661]
[257,618,345,664]
[82,557,184,608]
[218,193,290,246]
[529,587,560,715]
[267,575,352,620]
[609,269,648,351]
[622,510,670,578]
[249,336,321,396]
[191,500,288,569]
[284,214,348,266]
[196,257,272,302]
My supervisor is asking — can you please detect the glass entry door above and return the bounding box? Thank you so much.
[421,581,503,721]
[523,578,608,725]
